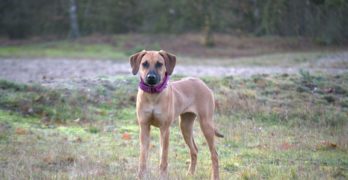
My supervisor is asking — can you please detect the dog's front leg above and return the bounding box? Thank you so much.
[159,126,170,179]
[138,123,151,179]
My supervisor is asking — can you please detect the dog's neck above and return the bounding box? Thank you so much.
[139,73,169,94]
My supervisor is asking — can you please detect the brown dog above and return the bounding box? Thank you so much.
[129,50,223,180]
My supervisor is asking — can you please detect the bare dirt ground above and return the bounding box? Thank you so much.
[0,52,347,88]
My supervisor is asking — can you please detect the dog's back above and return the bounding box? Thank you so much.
[170,77,215,116]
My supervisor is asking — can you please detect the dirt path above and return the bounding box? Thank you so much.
[0,53,347,87]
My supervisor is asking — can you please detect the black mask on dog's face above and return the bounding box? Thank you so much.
[145,69,161,86]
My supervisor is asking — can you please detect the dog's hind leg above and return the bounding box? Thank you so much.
[180,112,198,176]
[199,115,220,180]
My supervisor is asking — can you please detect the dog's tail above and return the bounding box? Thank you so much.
[214,129,224,138]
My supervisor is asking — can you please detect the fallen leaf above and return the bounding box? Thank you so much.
[122,132,131,140]
[43,154,54,164]
[316,141,337,150]
[15,127,27,135]
[279,142,293,150]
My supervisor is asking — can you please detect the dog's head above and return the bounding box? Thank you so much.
[129,50,176,86]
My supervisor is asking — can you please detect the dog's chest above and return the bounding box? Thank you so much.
[141,104,167,126]
[143,104,163,117]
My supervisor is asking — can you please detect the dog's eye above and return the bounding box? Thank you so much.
[155,62,163,68]
[142,61,149,68]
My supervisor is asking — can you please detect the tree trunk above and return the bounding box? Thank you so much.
[69,0,80,39]
[202,14,214,47]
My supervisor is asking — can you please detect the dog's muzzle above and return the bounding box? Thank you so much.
[146,71,160,86]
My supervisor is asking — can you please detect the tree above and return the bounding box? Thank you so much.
[192,0,217,47]
[68,0,80,39]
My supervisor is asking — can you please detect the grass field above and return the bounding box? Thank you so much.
[1,71,347,179]
[1,33,346,61]
[0,41,126,60]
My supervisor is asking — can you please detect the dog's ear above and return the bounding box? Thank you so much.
[159,50,176,75]
[129,50,146,75]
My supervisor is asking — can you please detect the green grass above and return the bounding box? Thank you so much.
[0,41,341,67]
[181,51,347,67]
[1,41,344,67]
[0,41,126,59]
[0,73,347,179]
[1,35,346,68]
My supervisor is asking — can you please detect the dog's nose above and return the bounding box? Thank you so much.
[147,74,156,80]
[146,74,157,85]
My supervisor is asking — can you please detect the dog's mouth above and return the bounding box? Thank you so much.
[146,79,158,86]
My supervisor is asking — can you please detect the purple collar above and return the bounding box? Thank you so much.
[139,74,169,94]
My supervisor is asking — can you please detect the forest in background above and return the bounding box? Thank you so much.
[1,0,347,45]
